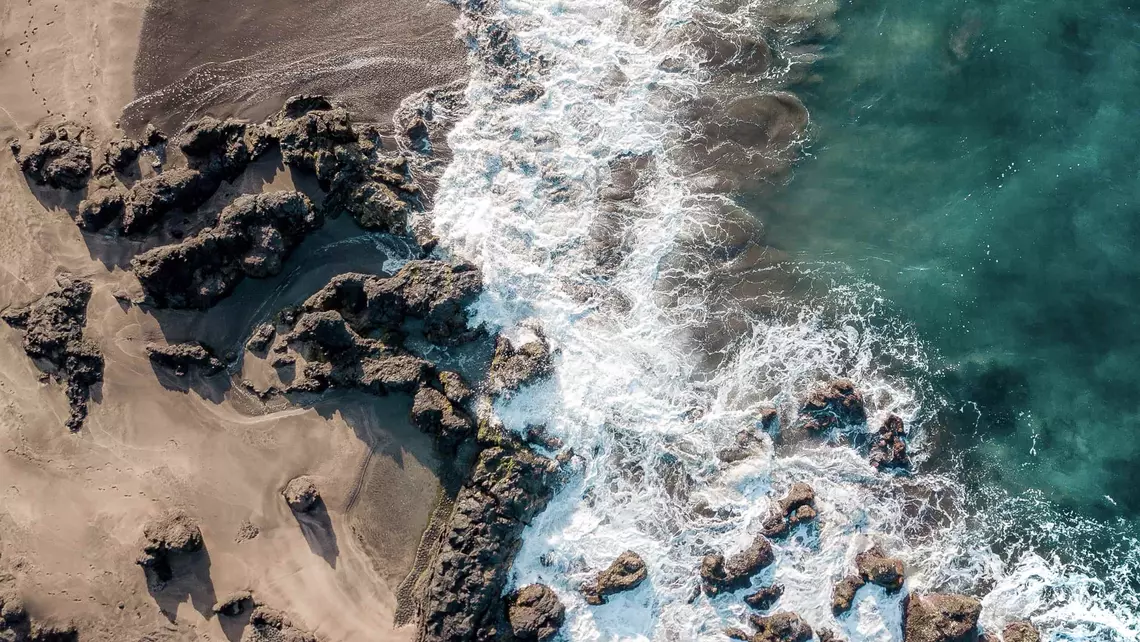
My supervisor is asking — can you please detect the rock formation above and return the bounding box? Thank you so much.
[760,482,817,539]
[832,544,906,615]
[213,591,254,617]
[136,509,204,583]
[902,593,982,642]
[700,534,775,596]
[13,129,92,190]
[870,413,910,471]
[282,476,321,513]
[410,383,475,447]
[581,550,649,605]
[1000,621,1040,642]
[246,323,276,353]
[727,612,814,642]
[177,116,273,181]
[487,324,554,394]
[104,136,142,171]
[241,606,319,642]
[132,191,322,308]
[744,584,784,611]
[506,584,565,642]
[1,274,103,430]
[802,379,866,432]
[146,341,225,376]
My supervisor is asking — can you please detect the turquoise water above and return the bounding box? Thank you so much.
[763,0,1140,586]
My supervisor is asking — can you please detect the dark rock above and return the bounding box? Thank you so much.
[275,106,357,186]
[132,191,322,308]
[831,574,866,615]
[76,187,126,231]
[744,584,784,611]
[488,325,553,394]
[819,628,846,642]
[438,370,473,405]
[242,606,319,642]
[213,590,254,617]
[410,384,474,446]
[270,354,295,369]
[744,612,814,642]
[246,323,276,353]
[726,628,752,641]
[856,545,905,591]
[802,379,866,432]
[902,593,982,642]
[323,161,416,234]
[282,476,320,513]
[121,168,219,235]
[581,550,648,605]
[870,414,910,471]
[235,519,260,543]
[1001,621,1039,642]
[419,442,556,642]
[282,94,334,118]
[700,535,775,596]
[105,137,142,171]
[719,429,764,463]
[136,508,204,582]
[16,138,92,190]
[146,341,225,376]
[143,124,168,146]
[761,482,817,539]
[177,115,274,181]
[1,274,103,430]
[507,584,565,642]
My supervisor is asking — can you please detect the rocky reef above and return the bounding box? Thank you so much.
[506,584,565,642]
[832,544,906,615]
[801,379,866,433]
[1,274,103,430]
[700,534,775,596]
[727,611,814,642]
[580,550,648,605]
[902,593,982,642]
[760,482,817,539]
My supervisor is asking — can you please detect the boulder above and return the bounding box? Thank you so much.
[741,612,814,642]
[146,341,225,376]
[16,138,92,190]
[132,191,322,308]
[902,593,982,642]
[122,167,220,235]
[76,187,127,231]
[870,414,910,471]
[507,584,565,641]
[438,371,474,405]
[136,509,204,582]
[802,379,866,432]
[1,274,103,430]
[856,545,905,591]
[831,575,866,615]
[581,550,648,605]
[744,584,784,611]
[177,115,274,181]
[246,323,276,353]
[410,384,474,446]
[819,628,846,642]
[282,476,320,513]
[105,137,142,171]
[241,606,319,642]
[760,482,817,539]
[488,325,553,394]
[700,534,775,595]
[1001,621,1039,642]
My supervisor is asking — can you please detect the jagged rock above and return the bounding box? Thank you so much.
[831,575,866,615]
[1,274,103,430]
[16,138,92,190]
[177,115,274,181]
[143,124,168,146]
[276,104,357,186]
[132,191,322,308]
[819,628,846,642]
[761,482,817,538]
[410,384,474,446]
[420,442,556,642]
[282,476,320,513]
[323,160,415,234]
[213,591,254,617]
[121,168,219,235]
[581,550,648,605]
[802,379,866,432]
[246,323,276,353]
[136,509,203,582]
[488,325,553,394]
[902,593,982,642]
[282,95,334,118]
[241,606,319,642]
[76,187,127,231]
[146,341,225,376]
[235,519,260,543]
[438,370,473,405]
[105,137,142,170]
[738,612,813,642]
[1001,621,1039,642]
[870,414,910,471]
[744,585,784,611]
[507,584,565,642]
[719,429,764,463]
[856,545,905,591]
[270,354,295,369]
[700,534,775,596]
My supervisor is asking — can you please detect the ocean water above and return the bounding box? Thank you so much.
[426,0,1140,639]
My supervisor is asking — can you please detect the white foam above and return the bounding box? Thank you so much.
[429,0,1140,640]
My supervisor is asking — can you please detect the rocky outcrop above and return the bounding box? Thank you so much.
[719,429,764,463]
[120,168,220,235]
[177,115,274,181]
[132,191,322,308]
[146,341,225,376]
[76,187,127,231]
[870,414,910,471]
[729,612,814,642]
[213,590,254,617]
[410,383,475,447]
[832,544,906,615]
[241,606,319,642]
[581,550,648,605]
[506,584,565,642]
[419,442,557,642]
[105,136,142,171]
[1,274,103,430]
[487,324,553,394]
[700,534,775,596]
[744,584,784,611]
[802,379,866,432]
[246,323,276,353]
[760,482,817,539]
[13,132,92,190]
[282,476,320,513]
[902,593,982,642]
[136,509,204,583]
[0,586,78,642]
[1000,621,1039,642]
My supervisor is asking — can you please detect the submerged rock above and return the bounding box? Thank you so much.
[581,550,649,605]
[146,341,225,376]
[16,137,92,190]
[132,191,322,309]
[487,324,554,394]
[870,413,910,471]
[282,476,320,513]
[241,606,319,642]
[1,274,103,431]
[802,379,866,432]
[700,534,775,596]
[136,509,204,583]
[507,584,565,642]
[760,482,817,538]
[903,593,982,642]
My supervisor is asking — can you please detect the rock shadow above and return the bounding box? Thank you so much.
[291,498,340,568]
[218,607,253,642]
[146,362,232,405]
[145,542,218,623]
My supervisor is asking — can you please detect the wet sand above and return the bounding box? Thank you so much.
[0,0,468,639]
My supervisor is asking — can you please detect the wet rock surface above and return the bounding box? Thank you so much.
[831,574,865,616]
[246,323,276,353]
[730,612,814,642]
[487,324,553,394]
[132,191,322,308]
[903,593,982,642]
[506,584,565,642]
[760,482,817,539]
[581,550,648,605]
[1001,621,1040,642]
[744,584,784,611]
[832,544,906,615]
[136,509,204,583]
[1,274,103,431]
[802,379,866,432]
[700,534,775,595]
[870,414,910,471]
[241,606,319,642]
[282,476,320,513]
[146,341,225,376]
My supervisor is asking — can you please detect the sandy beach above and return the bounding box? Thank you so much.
[0,0,469,639]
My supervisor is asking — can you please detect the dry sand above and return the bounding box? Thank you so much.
[0,0,470,639]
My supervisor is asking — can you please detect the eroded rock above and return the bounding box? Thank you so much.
[832,544,905,615]
[488,324,553,394]
[282,476,320,513]
[246,323,276,353]
[15,137,92,190]
[739,611,814,642]
[136,509,204,583]
[146,341,225,376]
[581,550,648,605]
[802,379,866,432]
[831,575,866,616]
[744,584,784,611]
[411,383,474,447]
[507,584,565,642]
[241,606,319,642]
[1001,621,1040,642]
[870,413,910,471]
[760,482,817,538]
[700,534,775,596]
[121,167,219,235]
[902,593,982,642]
[177,115,274,181]
[76,187,127,232]
[213,591,254,617]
